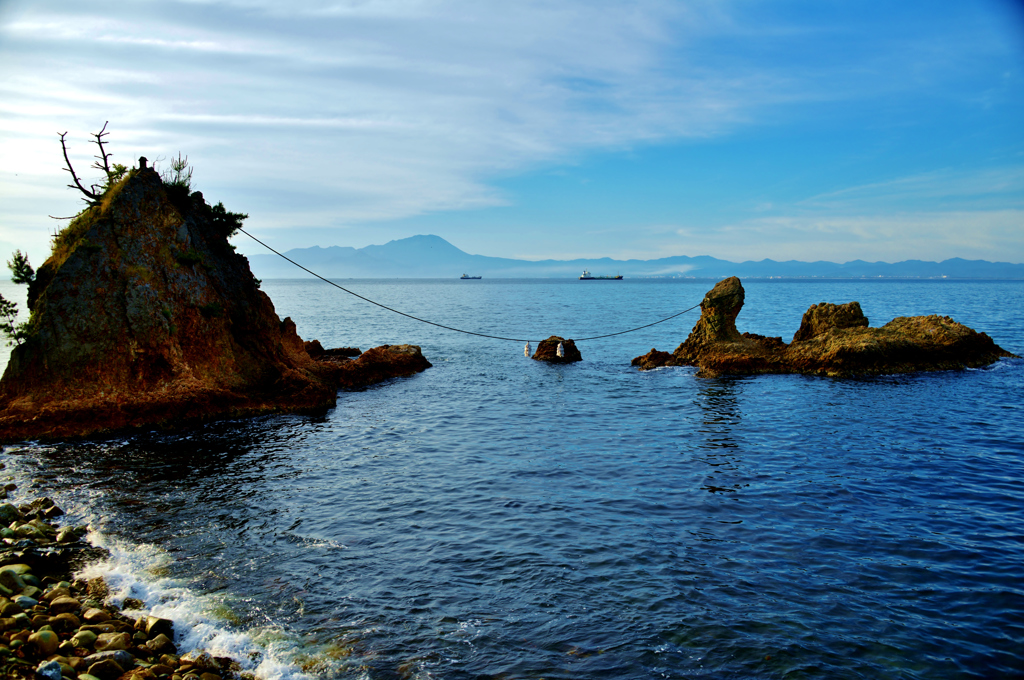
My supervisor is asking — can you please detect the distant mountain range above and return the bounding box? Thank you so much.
[246,234,1024,279]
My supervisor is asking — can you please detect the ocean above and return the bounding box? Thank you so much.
[2,277,1023,679]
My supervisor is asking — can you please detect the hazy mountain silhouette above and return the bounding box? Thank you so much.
[247,234,1024,279]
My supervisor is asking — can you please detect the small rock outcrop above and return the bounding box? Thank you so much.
[532,336,582,363]
[633,277,1017,378]
[317,344,433,389]
[792,301,869,342]
[0,163,429,442]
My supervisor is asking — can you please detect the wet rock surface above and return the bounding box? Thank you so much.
[0,167,429,443]
[532,336,582,363]
[0,497,249,680]
[633,276,1018,378]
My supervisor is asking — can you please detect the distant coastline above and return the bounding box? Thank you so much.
[245,234,1024,280]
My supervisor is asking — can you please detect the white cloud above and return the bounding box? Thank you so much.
[0,0,1020,266]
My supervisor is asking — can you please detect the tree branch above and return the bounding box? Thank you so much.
[59,131,99,202]
[90,121,112,179]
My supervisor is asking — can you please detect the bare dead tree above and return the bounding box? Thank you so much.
[59,130,100,205]
[59,121,121,207]
[90,121,114,182]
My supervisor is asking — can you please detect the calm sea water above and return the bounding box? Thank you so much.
[3,278,1023,679]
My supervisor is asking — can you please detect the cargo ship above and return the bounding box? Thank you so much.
[579,270,622,280]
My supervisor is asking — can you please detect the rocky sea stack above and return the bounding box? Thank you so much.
[633,276,1018,377]
[0,161,429,442]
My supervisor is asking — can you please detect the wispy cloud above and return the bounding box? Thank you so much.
[0,0,1020,266]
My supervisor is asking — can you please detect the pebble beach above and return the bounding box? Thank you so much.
[0,492,247,680]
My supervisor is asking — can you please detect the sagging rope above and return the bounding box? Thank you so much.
[240,227,701,343]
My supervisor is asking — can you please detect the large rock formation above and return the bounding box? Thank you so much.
[632,276,1017,378]
[0,163,429,442]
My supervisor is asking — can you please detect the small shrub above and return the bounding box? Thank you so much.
[1,251,34,345]
[7,250,34,285]
[162,152,193,191]
[207,202,248,239]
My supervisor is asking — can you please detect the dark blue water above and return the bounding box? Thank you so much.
[5,279,1023,679]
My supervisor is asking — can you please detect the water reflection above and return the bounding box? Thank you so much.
[690,377,751,498]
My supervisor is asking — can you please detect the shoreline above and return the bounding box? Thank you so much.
[0,487,257,680]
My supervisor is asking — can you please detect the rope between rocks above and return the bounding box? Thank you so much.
[240,228,701,343]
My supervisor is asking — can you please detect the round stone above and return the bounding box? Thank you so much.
[13,595,37,609]
[86,658,125,680]
[49,596,81,614]
[72,629,98,647]
[82,607,111,623]
[43,586,71,602]
[94,631,132,652]
[28,629,60,656]
[52,612,82,631]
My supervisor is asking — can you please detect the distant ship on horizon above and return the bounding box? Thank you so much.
[579,269,622,280]
[460,273,482,279]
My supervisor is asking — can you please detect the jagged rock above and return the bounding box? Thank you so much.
[792,301,869,342]
[320,344,432,389]
[630,348,673,370]
[0,164,429,442]
[633,277,1017,378]
[304,340,361,359]
[532,336,582,363]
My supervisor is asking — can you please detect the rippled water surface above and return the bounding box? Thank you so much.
[4,278,1023,679]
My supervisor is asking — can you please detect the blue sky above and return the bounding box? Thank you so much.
[1,0,1022,268]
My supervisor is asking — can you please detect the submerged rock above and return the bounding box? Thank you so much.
[633,276,1017,378]
[0,163,430,442]
[532,336,582,363]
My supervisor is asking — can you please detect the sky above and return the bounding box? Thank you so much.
[1,0,1022,269]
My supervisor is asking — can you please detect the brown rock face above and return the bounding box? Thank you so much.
[532,336,582,363]
[632,277,1017,378]
[319,344,433,389]
[630,348,673,370]
[684,276,745,346]
[0,167,429,442]
[792,301,869,342]
[668,277,786,375]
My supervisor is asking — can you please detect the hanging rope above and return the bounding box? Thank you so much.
[240,228,701,343]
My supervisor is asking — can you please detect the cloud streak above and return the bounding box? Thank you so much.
[0,0,1021,266]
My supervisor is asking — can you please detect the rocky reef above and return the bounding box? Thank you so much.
[532,336,582,363]
[632,276,1017,378]
[0,162,429,443]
